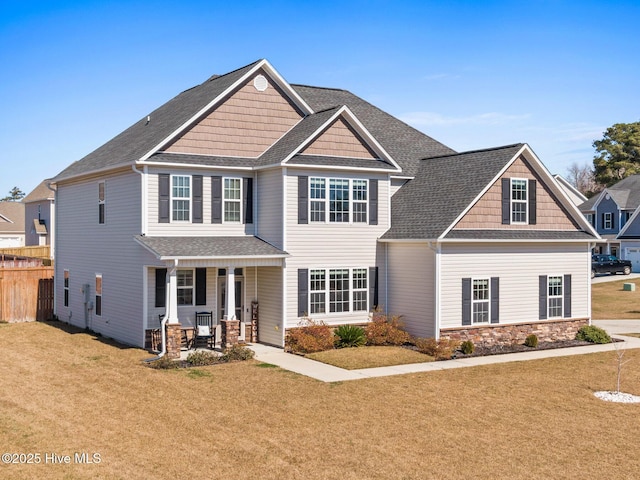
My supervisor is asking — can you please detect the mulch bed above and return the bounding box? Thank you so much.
[452,338,619,360]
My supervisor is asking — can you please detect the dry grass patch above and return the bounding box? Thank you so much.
[592,278,640,319]
[306,346,434,369]
[2,321,640,479]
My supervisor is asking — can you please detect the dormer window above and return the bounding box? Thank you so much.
[603,212,613,230]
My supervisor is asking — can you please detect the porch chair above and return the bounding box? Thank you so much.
[194,311,215,349]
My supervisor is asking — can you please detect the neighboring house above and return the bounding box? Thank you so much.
[23,180,55,256]
[552,174,588,206]
[0,201,25,248]
[578,175,640,258]
[51,59,599,356]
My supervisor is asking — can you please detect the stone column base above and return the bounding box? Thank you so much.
[221,319,240,349]
[166,322,182,359]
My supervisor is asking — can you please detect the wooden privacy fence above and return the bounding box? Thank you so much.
[0,266,54,322]
[0,245,52,261]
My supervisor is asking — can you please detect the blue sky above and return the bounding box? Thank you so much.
[1,0,639,197]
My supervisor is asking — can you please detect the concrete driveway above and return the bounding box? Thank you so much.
[591,272,640,284]
[593,319,640,334]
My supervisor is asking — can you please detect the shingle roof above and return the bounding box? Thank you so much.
[291,85,456,176]
[0,201,25,234]
[22,180,55,203]
[134,235,288,258]
[579,174,640,212]
[52,60,455,182]
[381,144,524,240]
[54,61,262,181]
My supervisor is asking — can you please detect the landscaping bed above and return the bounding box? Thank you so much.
[449,338,593,359]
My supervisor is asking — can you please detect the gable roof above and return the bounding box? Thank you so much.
[0,201,25,234]
[579,174,640,212]
[22,180,55,203]
[53,60,454,183]
[552,174,588,205]
[381,144,598,241]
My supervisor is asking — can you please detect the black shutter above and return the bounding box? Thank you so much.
[501,178,510,225]
[195,268,206,306]
[298,176,308,224]
[601,213,605,229]
[192,175,203,223]
[563,274,572,318]
[490,277,499,324]
[612,214,615,230]
[539,275,548,320]
[462,278,472,326]
[528,179,537,225]
[243,177,253,224]
[369,179,378,225]
[159,174,170,223]
[155,268,167,308]
[298,269,308,316]
[212,176,222,224]
[369,266,378,310]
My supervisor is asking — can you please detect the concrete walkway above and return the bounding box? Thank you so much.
[248,320,640,383]
[591,272,640,284]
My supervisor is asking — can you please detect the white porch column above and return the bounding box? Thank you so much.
[166,261,179,323]
[225,266,236,320]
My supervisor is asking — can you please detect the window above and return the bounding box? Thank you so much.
[310,270,326,314]
[310,178,326,222]
[472,279,490,323]
[98,182,105,224]
[224,178,241,222]
[64,270,69,307]
[172,175,190,221]
[352,268,368,311]
[307,268,367,314]
[177,269,194,305]
[309,177,368,223]
[603,212,612,230]
[548,276,563,318]
[95,274,102,317]
[511,178,528,223]
[352,180,368,223]
[330,179,349,223]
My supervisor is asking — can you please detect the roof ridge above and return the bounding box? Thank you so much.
[421,143,524,161]
[292,83,348,93]
[178,59,263,95]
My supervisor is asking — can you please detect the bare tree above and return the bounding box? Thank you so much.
[566,162,601,197]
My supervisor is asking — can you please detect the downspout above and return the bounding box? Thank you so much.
[144,259,175,361]
[427,241,440,340]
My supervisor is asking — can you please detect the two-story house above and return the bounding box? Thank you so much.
[23,180,56,256]
[51,59,598,356]
[579,175,640,259]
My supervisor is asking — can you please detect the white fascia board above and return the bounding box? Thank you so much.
[280,106,401,172]
[590,188,616,212]
[141,160,253,172]
[51,161,135,185]
[617,204,640,238]
[138,59,313,162]
[257,163,397,174]
[158,254,288,261]
[553,174,588,203]
[437,237,597,244]
[377,238,432,243]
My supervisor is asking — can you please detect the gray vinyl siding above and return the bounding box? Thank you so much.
[257,267,284,346]
[595,196,619,234]
[283,168,390,328]
[390,177,410,197]
[386,242,436,339]
[146,167,256,237]
[24,200,53,247]
[55,171,158,347]
[620,215,640,238]
[439,242,590,329]
[256,168,284,249]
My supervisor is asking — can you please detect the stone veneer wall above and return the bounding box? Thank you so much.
[439,318,589,348]
[166,323,182,359]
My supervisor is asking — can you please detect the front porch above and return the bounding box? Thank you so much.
[136,235,288,356]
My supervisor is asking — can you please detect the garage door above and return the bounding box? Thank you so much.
[626,248,640,273]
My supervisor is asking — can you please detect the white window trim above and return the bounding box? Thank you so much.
[547,275,563,319]
[171,174,191,222]
[64,269,70,307]
[471,278,490,324]
[177,268,195,306]
[223,177,243,224]
[98,181,106,225]
[308,177,368,224]
[308,267,368,316]
[510,178,528,225]
[603,212,612,230]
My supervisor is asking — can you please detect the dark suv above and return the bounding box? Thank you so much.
[591,254,632,278]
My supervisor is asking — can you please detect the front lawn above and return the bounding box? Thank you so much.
[592,278,640,319]
[2,320,640,479]
[306,345,434,369]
